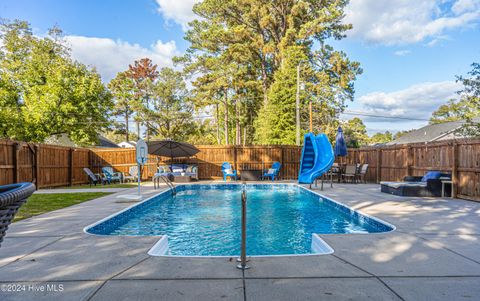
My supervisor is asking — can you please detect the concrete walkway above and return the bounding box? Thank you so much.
[0,182,479,300]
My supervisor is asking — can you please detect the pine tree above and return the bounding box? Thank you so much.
[255,46,306,144]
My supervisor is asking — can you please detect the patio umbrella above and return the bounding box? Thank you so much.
[147,139,200,164]
[334,127,348,158]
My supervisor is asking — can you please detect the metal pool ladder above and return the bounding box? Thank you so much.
[237,182,250,269]
[158,175,176,195]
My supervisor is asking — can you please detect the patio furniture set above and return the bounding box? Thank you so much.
[153,164,199,188]
[221,161,282,181]
[83,166,139,186]
[325,163,369,184]
[381,171,453,197]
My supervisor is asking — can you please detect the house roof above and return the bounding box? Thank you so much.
[388,118,479,145]
[44,134,119,148]
[118,141,137,147]
[97,136,119,148]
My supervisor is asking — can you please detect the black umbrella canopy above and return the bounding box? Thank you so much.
[147,139,200,158]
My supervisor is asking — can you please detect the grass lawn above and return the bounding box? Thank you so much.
[14,192,112,222]
[62,183,139,189]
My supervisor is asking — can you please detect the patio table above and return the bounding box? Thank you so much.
[173,175,192,183]
[240,169,262,181]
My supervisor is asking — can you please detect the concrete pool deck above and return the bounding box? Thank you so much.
[0,181,479,300]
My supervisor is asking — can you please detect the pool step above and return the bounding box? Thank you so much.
[148,236,169,256]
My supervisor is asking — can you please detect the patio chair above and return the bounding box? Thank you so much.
[0,182,35,247]
[356,164,369,184]
[83,168,101,186]
[156,165,170,175]
[123,166,138,183]
[262,161,281,181]
[153,165,173,181]
[101,166,123,184]
[326,163,340,182]
[342,164,357,183]
[184,165,199,180]
[153,165,171,188]
[221,162,237,181]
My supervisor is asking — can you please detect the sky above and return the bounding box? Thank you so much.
[1,0,479,134]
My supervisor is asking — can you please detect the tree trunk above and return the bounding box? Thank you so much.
[125,111,129,142]
[243,127,247,146]
[215,103,221,145]
[261,58,269,105]
[145,97,150,142]
[235,97,241,145]
[224,89,229,145]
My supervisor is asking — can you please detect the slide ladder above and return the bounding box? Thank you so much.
[298,133,334,184]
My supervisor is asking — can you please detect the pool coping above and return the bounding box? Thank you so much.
[83,183,395,258]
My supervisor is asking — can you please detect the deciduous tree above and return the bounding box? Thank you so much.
[341,117,368,148]
[430,63,480,135]
[0,20,112,145]
[147,67,196,140]
[369,131,393,145]
[108,71,138,142]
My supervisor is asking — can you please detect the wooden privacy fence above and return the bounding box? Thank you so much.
[1,139,479,201]
[0,140,90,189]
[340,139,480,202]
[90,145,302,181]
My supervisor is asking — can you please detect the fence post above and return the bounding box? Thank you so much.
[68,148,74,186]
[88,149,92,173]
[233,145,238,174]
[280,146,285,180]
[34,144,40,189]
[406,145,413,176]
[13,142,20,183]
[452,142,458,198]
[376,148,382,183]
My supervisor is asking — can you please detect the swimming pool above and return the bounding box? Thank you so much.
[85,184,394,256]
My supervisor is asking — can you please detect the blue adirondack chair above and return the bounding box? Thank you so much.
[101,167,123,184]
[221,162,237,181]
[263,161,281,181]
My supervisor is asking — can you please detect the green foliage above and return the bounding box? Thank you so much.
[393,130,413,140]
[125,58,159,140]
[255,46,305,144]
[180,0,361,145]
[147,67,196,140]
[108,71,138,141]
[0,20,113,145]
[430,62,480,136]
[102,128,138,144]
[186,119,219,145]
[341,117,369,148]
[369,131,393,145]
[430,99,469,123]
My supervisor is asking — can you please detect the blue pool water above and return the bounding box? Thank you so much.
[86,184,393,256]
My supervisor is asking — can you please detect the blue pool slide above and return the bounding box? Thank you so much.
[298,133,334,184]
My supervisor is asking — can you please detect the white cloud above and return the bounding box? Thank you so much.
[394,50,411,56]
[452,0,480,14]
[357,81,462,122]
[155,0,201,30]
[344,0,480,45]
[65,36,178,81]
